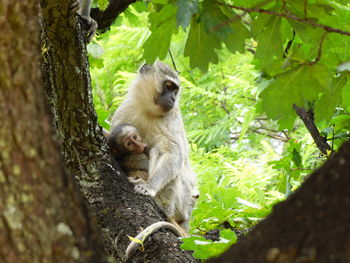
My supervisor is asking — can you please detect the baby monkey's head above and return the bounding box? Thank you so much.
[107,123,146,159]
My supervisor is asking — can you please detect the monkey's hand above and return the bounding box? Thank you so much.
[69,0,81,14]
[86,18,97,43]
[134,183,156,197]
[127,171,148,185]
[69,0,97,43]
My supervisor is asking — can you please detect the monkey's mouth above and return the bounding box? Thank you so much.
[133,145,144,154]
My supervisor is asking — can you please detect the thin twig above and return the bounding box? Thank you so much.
[309,32,328,65]
[168,49,178,73]
[251,129,289,142]
[216,1,350,37]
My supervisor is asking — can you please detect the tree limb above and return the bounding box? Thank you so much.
[251,129,289,142]
[293,104,334,156]
[91,0,137,32]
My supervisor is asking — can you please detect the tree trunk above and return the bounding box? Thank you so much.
[40,0,197,262]
[209,140,350,263]
[0,2,106,262]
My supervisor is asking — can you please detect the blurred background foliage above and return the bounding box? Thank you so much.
[89,0,350,259]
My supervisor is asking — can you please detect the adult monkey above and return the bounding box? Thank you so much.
[111,62,199,233]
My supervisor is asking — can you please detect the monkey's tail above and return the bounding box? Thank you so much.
[125,221,183,260]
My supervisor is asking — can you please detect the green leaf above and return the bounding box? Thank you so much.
[184,19,221,72]
[143,5,178,63]
[291,148,302,168]
[314,74,347,121]
[236,197,261,209]
[289,20,324,46]
[180,230,237,259]
[341,76,350,110]
[254,16,284,73]
[331,114,350,125]
[200,0,233,40]
[176,0,198,30]
[123,9,141,26]
[97,0,108,10]
[152,0,168,4]
[254,187,267,207]
[233,0,272,7]
[132,1,148,13]
[87,43,104,69]
[224,19,250,54]
[259,64,331,130]
[219,229,237,243]
[238,108,255,143]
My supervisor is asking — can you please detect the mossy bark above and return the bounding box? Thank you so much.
[0,2,105,262]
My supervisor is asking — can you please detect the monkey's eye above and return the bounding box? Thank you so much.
[133,135,138,140]
[164,80,172,87]
[127,141,132,147]
[164,80,177,90]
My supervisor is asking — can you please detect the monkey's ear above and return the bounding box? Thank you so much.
[139,63,152,74]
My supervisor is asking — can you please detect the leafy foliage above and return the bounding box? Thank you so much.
[180,229,237,259]
[89,0,350,259]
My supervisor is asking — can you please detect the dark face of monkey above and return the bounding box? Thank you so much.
[107,124,146,159]
[138,62,180,114]
[154,80,179,112]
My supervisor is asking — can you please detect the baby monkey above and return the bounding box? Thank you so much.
[107,123,149,184]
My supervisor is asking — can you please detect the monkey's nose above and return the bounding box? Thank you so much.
[134,144,144,153]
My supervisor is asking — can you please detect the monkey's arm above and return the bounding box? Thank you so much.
[134,145,182,196]
[69,0,97,42]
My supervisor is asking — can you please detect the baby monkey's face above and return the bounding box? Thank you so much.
[123,132,146,154]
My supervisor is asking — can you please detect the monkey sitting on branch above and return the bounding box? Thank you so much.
[105,123,189,259]
[110,62,199,259]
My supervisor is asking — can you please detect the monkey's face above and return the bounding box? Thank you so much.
[154,79,179,112]
[124,132,146,154]
[132,62,180,116]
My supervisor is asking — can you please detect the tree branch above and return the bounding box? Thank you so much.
[251,128,289,142]
[309,32,328,65]
[293,104,334,156]
[91,0,137,32]
[216,1,350,37]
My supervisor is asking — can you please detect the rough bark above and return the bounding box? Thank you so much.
[0,2,106,262]
[40,0,197,262]
[209,140,350,263]
[91,0,137,32]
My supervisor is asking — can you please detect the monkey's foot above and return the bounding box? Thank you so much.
[69,0,81,14]
[134,184,156,197]
[86,18,97,43]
